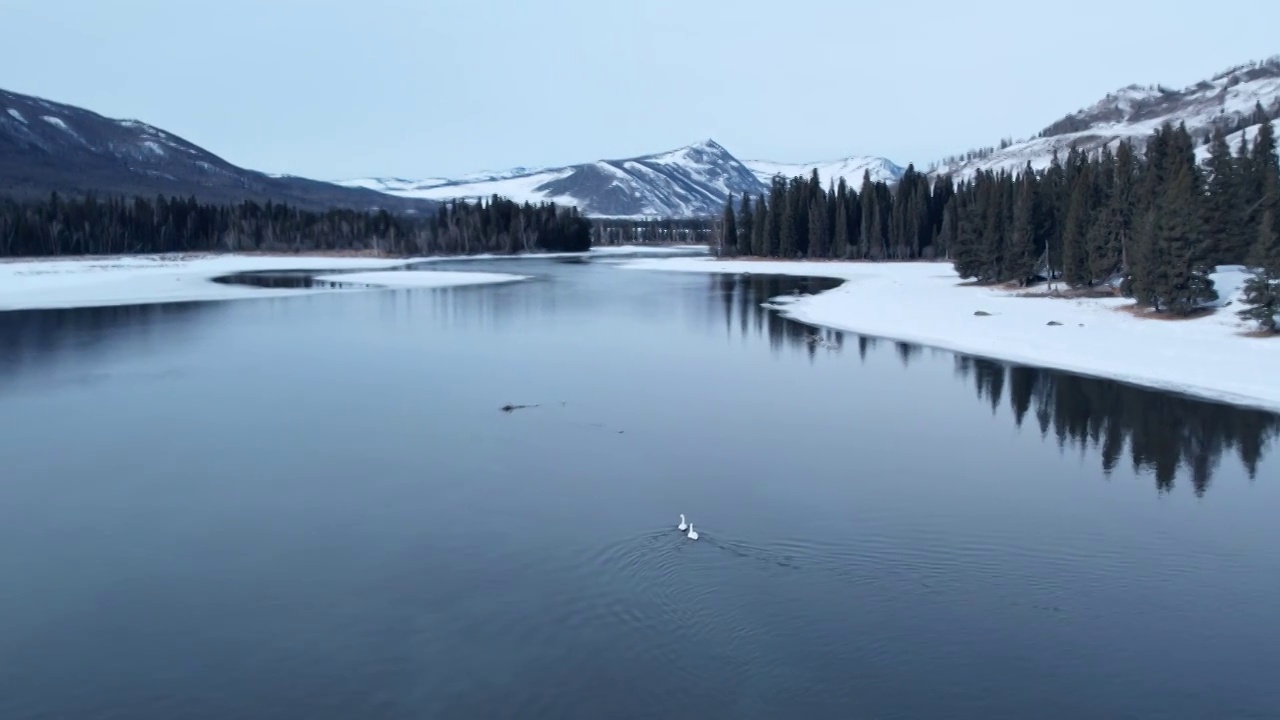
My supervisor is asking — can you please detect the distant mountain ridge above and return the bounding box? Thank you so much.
[8,53,1280,220]
[0,87,438,213]
[930,56,1280,181]
[341,143,905,218]
[341,140,761,218]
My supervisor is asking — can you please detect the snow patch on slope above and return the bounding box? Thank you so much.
[745,157,906,187]
[6,108,26,124]
[40,115,89,146]
[365,168,582,207]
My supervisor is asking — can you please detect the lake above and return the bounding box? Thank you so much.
[1,251,1278,720]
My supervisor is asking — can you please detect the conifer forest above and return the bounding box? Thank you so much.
[716,117,1280,331]
[0,194,593,258]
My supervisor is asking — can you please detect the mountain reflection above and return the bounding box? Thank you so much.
[709,272,1280,494]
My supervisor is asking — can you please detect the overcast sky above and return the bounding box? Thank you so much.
[3,0,1279,180]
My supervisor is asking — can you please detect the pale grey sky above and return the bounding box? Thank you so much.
[2,0,1278,180]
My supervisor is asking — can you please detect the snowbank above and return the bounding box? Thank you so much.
[621,258,1280,411]
[0,254,525,311]
[588,245,706,255]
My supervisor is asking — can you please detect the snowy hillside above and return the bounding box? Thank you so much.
[745,156,904,187]
[338,140,766,219]
[0,87,438,212]
[932,57,1280,181]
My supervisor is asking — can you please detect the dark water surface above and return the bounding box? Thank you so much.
[1,253,1278,720]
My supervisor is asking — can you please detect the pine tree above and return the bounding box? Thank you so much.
[1239,138,1280,331]
[1238,205,1280,331]
[1158,131,1217,315]
[1239,121,1279,266]
[1203,126,1244,264]
[890,165,917,259]
[1005,166,1038,285]
[737,194,753,256]
[1060,163,1093,287]
[952,191,985,280]
[808,190,830,258]
[936,195,958,261]
[860,172,884,259]
[766,179,784,256]
[1039,151,1066,283]
[779,182,798,257]
[1110,141,1138,275]
[720,195,738,256]
[752,193,767,256]
[832,179,850,259]
[1086,146,1121,283]
[978,173,1007,282]
[1124,126,1172,303]
[906,181,929,259]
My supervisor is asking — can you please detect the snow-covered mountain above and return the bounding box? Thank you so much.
[341,140,766,218]
[932,57,1280,181]
[0,87,438,212]
[744,156,904,188]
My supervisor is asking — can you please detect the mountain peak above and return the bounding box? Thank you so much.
[689,138,726,152]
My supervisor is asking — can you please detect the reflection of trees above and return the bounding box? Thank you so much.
[0,302,216,392]
[955,356,1280,494]
[705,271,1278,494]
[717,273,845,358]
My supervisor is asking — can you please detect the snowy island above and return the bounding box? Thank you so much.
[0,254,531,311]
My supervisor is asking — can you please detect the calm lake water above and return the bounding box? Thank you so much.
[1,252,1278,720]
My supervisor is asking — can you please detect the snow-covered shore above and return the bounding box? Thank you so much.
[621,257,1280,412]
[0,245,704,312]
[0,254,528,311]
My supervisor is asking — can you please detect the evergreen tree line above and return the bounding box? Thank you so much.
[716,165,956,261]
[591,217,712,246]
[718,119,1280,329]
[0,193,592,258]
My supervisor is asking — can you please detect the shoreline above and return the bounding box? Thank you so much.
[620,257,1280,413]
[0,245,703,312]
[0,244,704,265]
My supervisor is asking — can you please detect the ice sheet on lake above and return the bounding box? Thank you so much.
[313,270,529,288]
[620,257,1280,411]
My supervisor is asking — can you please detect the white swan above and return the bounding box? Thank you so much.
[687,523,699,541]
[678,513,688,532]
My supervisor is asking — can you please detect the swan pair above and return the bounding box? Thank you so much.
[677,513,699,540]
